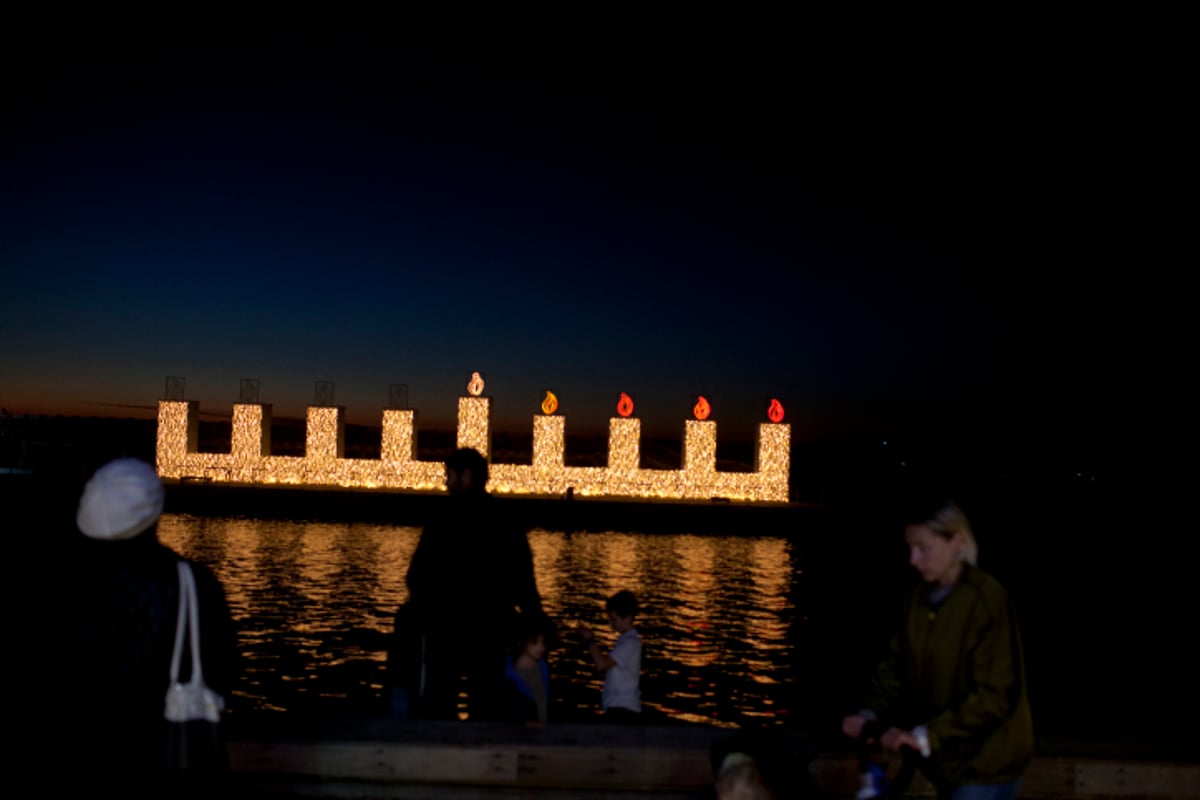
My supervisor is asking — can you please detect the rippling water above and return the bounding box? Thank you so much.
[159,513,803,727]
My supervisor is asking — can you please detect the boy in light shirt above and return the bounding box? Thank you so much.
[580,589,641,721]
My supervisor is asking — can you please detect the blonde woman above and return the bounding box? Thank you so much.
[841,497,1034,800]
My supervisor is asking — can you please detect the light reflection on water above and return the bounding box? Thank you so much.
[159,514,799,726]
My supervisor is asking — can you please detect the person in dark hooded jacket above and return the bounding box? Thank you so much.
[46,458,239,798]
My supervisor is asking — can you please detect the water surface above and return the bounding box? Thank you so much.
[159,514,804,727]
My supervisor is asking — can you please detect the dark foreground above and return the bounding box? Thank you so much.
[9,465,1196,749]
[223,716,1200,799]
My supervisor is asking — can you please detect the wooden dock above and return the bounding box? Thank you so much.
[225,717,1200,798]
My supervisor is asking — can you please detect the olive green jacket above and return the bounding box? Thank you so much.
[861,564,1034,787]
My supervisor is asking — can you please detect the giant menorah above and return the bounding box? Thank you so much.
[156,372,791,503]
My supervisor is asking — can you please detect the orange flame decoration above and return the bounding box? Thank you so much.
[768,398,785,423]
[694,395,711,421]
[541,390,558,415]
[617,392,634,418]
[467,371,485,397]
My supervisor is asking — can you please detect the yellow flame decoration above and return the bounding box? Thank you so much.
[541,390,558,415]
[467,371,485,397]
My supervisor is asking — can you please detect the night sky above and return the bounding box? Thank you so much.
[2,24,1148,472]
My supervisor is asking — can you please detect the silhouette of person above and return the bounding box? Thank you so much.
[390,447,544,721]
[841,496,1034,800]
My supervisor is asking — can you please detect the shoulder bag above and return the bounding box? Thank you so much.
[165,559,228,773]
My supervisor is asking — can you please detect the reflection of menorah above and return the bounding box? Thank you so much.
[156,372,791,503]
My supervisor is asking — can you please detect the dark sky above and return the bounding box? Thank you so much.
[1,23,1159,471]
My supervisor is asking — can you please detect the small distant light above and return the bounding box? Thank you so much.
[900,460,906,467]
[882,440,888,446]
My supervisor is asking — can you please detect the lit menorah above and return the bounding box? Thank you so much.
[156,372,791,503]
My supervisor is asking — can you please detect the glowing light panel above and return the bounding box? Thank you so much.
[306,406,344,460]
[684,419,717,474]
[457,396,491,457]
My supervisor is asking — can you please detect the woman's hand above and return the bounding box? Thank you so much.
[841,714,868,739]
[880,726,921,754]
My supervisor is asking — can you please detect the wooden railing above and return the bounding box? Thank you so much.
[225,719,1200,798]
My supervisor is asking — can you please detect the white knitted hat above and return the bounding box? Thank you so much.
[76,458,165,541]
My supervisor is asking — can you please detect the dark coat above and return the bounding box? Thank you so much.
[44,529,238,793]
[403,493,543,640]
[861,564,1035,788]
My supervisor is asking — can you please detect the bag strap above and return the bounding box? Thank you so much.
[169,560,206,685]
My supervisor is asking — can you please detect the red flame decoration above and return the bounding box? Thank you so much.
[768,398,785,423]
[617,392,634,418]
[694,395,711,421]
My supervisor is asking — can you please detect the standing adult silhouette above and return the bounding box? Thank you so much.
[389,447,544,720]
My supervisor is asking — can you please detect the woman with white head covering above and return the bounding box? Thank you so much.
[52,458,238,797]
